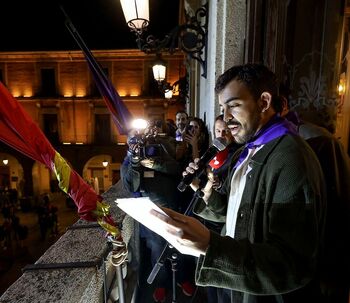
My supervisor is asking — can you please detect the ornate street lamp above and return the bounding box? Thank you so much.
[152,55,166,83]
[120,0,208,78]
[120,0,149,35]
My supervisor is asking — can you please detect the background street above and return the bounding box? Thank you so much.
[0,192,79,295]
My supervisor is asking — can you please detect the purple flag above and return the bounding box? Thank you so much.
[63,10,132,135]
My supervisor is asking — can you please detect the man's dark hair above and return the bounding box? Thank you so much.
[175,110,188,118]
[272,83,291,114]
[215,114,224,122]
[278,83,291,105]
[215,63,279,101]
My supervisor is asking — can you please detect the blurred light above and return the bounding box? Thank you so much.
[63,142,72,145]
[152,57,166,82]
[338,82,345,96]
[118,89,127,97]
[131,118,148,130]
[164,89,173,99]
[2,159,8,165]
[23,87,33,97]
[76,87,86,97]
[130,89,140,96]
[102,160,109,167]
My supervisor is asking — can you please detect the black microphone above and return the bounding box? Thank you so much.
[177,137,227,192]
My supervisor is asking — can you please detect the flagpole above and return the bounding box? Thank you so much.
[60,5,132,135]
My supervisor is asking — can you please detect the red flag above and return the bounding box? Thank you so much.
[0,82,118,236]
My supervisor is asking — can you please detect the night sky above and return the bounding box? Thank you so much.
[0,0,179,51]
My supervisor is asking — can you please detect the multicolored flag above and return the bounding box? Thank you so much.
[0,82,119,237]
[62,8,132,135]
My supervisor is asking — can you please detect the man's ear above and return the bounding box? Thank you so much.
[260,92,273,112]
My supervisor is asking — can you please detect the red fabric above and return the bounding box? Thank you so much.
[0,83,55,164]
[208,148,229,169]
[0,82,98,221]
[68,171,101,221]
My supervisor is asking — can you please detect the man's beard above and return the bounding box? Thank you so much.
[177,123,186,131]
[228,113,261,144]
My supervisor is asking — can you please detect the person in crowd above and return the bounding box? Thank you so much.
[176,116,210,173]
[205,115,242,303]
[11,216,28,248]
[8,189,18,208]
[37,194,58,240]
[150,63,326,302]
[209,115,242,190]
[175,116,210,214]
[275,87,350,303]
[11,213,20,241]
[0,224,5,250]
[183,117,209,160]
[2,216,12,250]
[121,119,195,303]
[175,110,188,142]
[1,199,12,219]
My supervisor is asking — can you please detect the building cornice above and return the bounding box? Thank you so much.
[0,49,185,62]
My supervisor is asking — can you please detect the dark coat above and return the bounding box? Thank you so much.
[121,135,182,210]
[194,134,326,302]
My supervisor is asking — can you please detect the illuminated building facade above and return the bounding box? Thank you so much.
[0,49,186,197]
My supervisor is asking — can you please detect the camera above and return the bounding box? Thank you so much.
[128,135,162,158]
[128,119,164,159]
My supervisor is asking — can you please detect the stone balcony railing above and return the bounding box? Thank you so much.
[0,182,137,303]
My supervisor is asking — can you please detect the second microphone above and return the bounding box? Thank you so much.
[177,137,227,192]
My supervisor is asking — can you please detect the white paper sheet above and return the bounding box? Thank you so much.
[116,197,200,257]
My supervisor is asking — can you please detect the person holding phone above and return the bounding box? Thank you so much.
[183,117,209,160]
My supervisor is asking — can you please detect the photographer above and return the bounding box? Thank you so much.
[122,120,180,207]
[121,119,195,302]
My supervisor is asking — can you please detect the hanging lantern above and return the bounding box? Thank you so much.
[152,56,166,82]
[120,0,149,33]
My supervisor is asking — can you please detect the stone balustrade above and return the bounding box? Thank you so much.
[0,181,137,303]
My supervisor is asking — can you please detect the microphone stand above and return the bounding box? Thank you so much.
[147,189,204,302]
[147,243,178,303]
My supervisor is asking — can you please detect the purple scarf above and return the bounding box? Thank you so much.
[284,110,301,130]
[234,115,297,169]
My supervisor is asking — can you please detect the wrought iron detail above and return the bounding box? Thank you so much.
[133,3,208,78]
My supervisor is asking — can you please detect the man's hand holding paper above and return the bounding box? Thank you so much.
[116,197,210,257]
[150,207,210,257]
